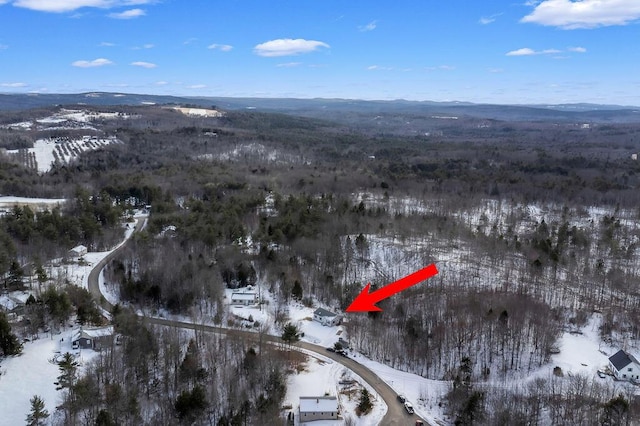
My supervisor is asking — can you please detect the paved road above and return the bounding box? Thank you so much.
[88,218,430,426]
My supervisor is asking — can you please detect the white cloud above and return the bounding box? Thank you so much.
[99,41,115,46]
[187,84,206,89]
[254,38,329,57]
[109,8,144,18]
[479,13,503,25]
[132,43,154,50]
[13,0,155,13]
[0,44,7,50]
[506,47,582,56]
[72,58,113,67]
[367,65,394,71]
[506,47,537,56]
[425,65,457,71]
[155,80,168,85]
[522,0,640,29]
[131,61,156,68]
[208,43,233,52]
[1,82,27,87]
[358,20,377,32]
[276,62,301,68]
[488,68,504,73]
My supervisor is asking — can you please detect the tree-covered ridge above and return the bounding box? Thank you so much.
[2,104,640,423]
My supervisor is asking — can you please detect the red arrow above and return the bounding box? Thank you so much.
[346,263,438,312]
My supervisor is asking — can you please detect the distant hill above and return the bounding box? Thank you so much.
[0,92,638,123]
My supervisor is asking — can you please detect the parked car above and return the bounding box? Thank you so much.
[415,421,425,426]
[396,394,406,403]
[326,347,335,352]
[404,401,414,414]
[597,370,606,378]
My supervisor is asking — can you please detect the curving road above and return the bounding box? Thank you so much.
[88,218,430,426]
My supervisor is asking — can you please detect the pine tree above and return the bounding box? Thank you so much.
[291,280,303,300]
[281,323,300,345]
[0,311,22,356]
[357,388,372,415]
[25,395,49,426]
[55,352,79,390]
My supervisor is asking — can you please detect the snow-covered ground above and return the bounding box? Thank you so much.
[284,353,387,425]
[7,136,120,173]
[0,216,144,424]
[0,329,100,426]
[0,196,67,211]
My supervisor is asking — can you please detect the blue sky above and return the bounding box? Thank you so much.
[0,0,639,104]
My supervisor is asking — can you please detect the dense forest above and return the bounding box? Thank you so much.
[2,103,640,424]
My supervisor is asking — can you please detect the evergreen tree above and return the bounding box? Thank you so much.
[357,388,372,415]
[55,352,79,390]
[281,323,300,345]
[601,394,630,426]
[0,311,22,356]
[175,385,208,422]
[291,280,303,300]
[25,395,49,426]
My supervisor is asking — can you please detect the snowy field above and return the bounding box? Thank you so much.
[7,136,120,174]
[284,354,387,426]
[0,329,100,426]
[1,109,131,132]
[0,196,67,214]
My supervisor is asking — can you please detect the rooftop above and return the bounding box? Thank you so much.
[314,307,336,318]
[609,349,639,370]
[299,396,338,413]
[73,326,114,340]
[231,292,257,301]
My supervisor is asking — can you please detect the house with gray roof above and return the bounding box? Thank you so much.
[313,308,342,326]
[609,349,640,381]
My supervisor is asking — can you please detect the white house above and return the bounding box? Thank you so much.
[69,245,87,257]
[299,396,338,422]
[609,349,640,381]
[230,290,258,306]
[313,308,341,326]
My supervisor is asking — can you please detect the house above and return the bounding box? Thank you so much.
[230,289,258,306]
[299,396,338,422]
[69,245,87,257]
[72,326,114,351]
[313,308,341,326]
[609,349,640,381]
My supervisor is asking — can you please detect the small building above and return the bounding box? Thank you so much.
[609,349,640,381]
[313,308,341,326]
[230,290,258,306]
[72,326,114,351]
[299,396,338,422]
[69,245,87,257]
